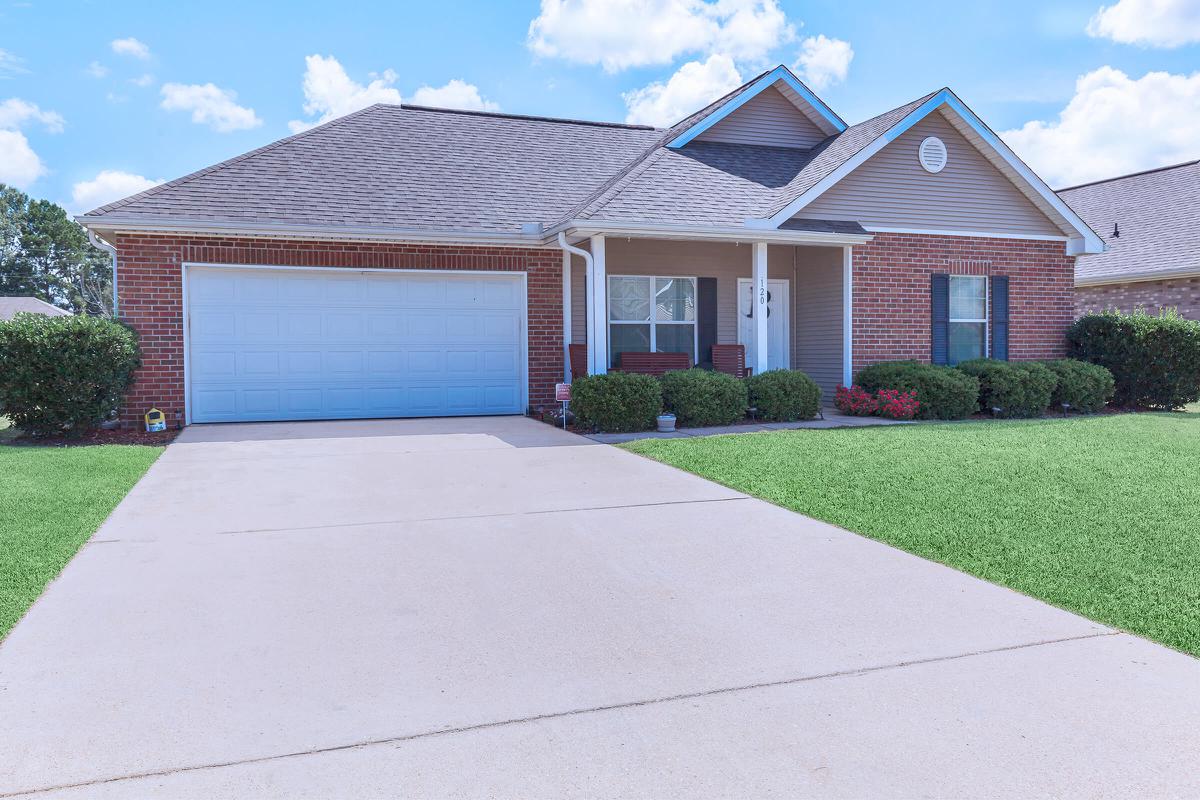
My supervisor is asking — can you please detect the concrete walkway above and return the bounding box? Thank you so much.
[1,416,1197,798]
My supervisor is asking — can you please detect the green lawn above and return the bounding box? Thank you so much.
[0,439,161,640]
[626,413,1200,656]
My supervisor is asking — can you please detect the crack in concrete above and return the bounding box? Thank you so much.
[90,496,752,542]
[1,630,1121,798]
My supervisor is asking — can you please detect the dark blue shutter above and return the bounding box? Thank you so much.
[991,275,1009,361]
[697,277,718,368]
[931,273,949,365]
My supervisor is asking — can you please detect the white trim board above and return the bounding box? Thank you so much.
[863,226,1069,243]
[181,262,530,424]
[765,89,1104,255]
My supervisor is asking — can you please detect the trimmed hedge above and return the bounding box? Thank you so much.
[854,361,978,420]
[660,368,748,427]
[745,369,821,421]
[0,313,141,437]
[956,359,1056,418]
[1040,359,1114,413]
[1067,310,1200,409]
[569,372,662,432]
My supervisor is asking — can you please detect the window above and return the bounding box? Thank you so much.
[608,276,697,368]
[948,275,987,364]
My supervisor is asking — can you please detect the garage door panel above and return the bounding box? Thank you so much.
[188,267,525,422]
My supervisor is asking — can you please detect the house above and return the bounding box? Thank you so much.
[0,297,72,322]
[77,65,1101,426]
[1058,159,1199,319]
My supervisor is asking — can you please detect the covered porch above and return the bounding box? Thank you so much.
[559,228,866,402]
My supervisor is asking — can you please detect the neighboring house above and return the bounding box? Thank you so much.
[0,297,72,322]
[77,65,1101,426]
[1058,159,1200,319]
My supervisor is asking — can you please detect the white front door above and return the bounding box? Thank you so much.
[186,265,526,423]
[738,278,789,371]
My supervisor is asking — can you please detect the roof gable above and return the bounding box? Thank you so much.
[667,65,845,149]
[694,85,828,150]
[762,89,1104,254]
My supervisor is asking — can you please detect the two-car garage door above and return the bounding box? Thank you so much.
[186,266,526,423]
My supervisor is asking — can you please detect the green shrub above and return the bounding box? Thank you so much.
[854,361,978,420]
[1039,359,1115,413]
[1067,310,1200,409]
[569,372,662,432]
[745,369,821,421]
[660,368,748,427]
[956,359,1056,418]
[0,313,141,437]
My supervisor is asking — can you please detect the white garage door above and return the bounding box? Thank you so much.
[186,266,526,423]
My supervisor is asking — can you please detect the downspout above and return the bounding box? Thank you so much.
[556,232,594,374]
[87,229,119,319]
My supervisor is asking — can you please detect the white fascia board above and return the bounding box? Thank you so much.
[766,89,1106,255]
[76,216,551,248]
[667,66,846,150]
[555,218,872,247]
[865,225,1069,242]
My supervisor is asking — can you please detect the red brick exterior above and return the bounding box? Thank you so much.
[112,234,562,425]
[1074,276,1200,320]
[113,230,1076,426]
[851,232,1075,373]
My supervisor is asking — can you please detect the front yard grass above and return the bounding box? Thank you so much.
[625,412,1200,656]
[0,440,162,640]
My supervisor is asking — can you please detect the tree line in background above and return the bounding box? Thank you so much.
[0,183,112,316]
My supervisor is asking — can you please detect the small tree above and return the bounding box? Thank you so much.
[0,314,140,436]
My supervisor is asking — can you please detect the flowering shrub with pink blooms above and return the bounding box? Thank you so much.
[874,388,921,420]
[835,384,920,420]
[835,385,878,416]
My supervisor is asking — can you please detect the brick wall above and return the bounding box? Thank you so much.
[851,232,1075,373]
[1074,277,1200,320]
[112,234,563,425]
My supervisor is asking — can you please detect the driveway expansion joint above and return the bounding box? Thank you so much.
[0,630,1120,799]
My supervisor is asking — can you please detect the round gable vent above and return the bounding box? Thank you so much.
[919,136,948,173]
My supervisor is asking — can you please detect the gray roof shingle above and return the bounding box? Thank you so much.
[0,297,72,320]
[1057,160,1200,284]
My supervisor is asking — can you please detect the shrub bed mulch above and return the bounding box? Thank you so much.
[6,426,181,448]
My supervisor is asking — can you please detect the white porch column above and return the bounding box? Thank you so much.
[752,241,769,375]
[588,234,608,374]
[562,249,572,382]
[842,245,854,387]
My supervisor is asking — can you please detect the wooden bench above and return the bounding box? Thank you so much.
[711,344,752,378]
[617,351,692,376]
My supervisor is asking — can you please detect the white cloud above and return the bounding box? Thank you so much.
[130,73,155,88]
[160,82,262,132]
[794,34,853,90]
[1002,66,1200,187]
[1086,0,1200,47]
[0,98,65,133]
[85,61,109,79]
[111,37,151,60]
[410,79,499,111]
[623,53,742,126]
[0,49,28,79]
[0,129,44,188]
[528,0,793,72]
[71,170,162,212]
[288,54,402,133]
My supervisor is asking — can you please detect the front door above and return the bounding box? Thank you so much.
[737,279,790,371]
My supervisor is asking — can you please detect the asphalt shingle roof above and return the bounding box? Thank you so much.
[1057,160,1200,284]
[0,297,72,320]
[80,72,941,239]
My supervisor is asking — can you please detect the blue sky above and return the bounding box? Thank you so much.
[1,0,1197,214]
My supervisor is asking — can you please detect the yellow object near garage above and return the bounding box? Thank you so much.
[144,408,166,432]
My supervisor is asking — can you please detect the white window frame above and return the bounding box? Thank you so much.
[607,275,700,367]
[948,274,989,363]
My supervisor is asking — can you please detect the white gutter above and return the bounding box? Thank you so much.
[1075,266,1200,288]
[550,218,873,247]
[87,229,119,319]
[556,231,594,279]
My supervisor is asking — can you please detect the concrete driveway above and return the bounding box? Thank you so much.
[1,416,1198,798]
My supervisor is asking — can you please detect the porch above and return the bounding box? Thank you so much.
[561,235,857,401]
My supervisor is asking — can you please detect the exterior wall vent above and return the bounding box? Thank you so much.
[919,136,948,173]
